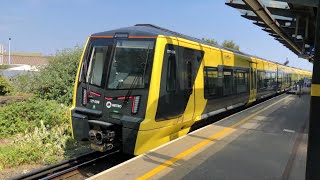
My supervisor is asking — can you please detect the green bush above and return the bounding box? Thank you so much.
[32,46,83,105]
[0,122,91,170]
[12,46,83,105]
[0,46,90,172]
[0,65,11,70]
[0,98,69,138]
[0,76,13,95]
[11,73,34,93]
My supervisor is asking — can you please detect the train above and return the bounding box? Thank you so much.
[70,24,311,155]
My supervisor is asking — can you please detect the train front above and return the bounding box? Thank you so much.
[70,31,156,154]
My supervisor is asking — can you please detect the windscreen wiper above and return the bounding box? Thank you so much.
[122,73,141,105]
[123,45,151,105]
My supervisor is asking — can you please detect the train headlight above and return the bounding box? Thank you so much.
[131,96,140,114]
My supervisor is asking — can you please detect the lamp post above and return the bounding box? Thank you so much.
[0,44,3,64]
[8,38,11,65]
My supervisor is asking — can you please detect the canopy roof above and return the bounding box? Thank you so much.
[226,0,319,62]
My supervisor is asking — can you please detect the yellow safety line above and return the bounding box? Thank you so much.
[311,84,320,97]
[136,95,290,180]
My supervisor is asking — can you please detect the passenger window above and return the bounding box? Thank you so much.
[272,72,276,86]
[236,70,248,93]
[285,73,288,84]
[289,74,292,84]
[265,72,270,88]
[257,71,266,89]
[204,67,219,98]
[278,71,283,83]
[223,69,233,96]
[166,55,176,92]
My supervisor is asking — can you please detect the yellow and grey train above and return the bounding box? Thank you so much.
[70,24,311,155]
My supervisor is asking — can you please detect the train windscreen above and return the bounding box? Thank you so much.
[107,39,154,89]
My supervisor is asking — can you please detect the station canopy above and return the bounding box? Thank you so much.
[226,0,319,62]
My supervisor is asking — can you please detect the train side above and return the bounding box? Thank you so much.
[70,25,311,155]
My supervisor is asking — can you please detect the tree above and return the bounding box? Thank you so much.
[222,40,240,51]
[202,38,218,45]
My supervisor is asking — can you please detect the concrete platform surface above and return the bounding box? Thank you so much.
[89,94,309,180]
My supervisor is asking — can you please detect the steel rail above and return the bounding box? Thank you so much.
[11,150,119,180]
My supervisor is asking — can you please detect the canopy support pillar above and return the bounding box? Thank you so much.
[306,4,320,180]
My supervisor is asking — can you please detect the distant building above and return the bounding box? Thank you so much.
[0,52,48,65]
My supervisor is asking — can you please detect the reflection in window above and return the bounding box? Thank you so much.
[86,46,108,86]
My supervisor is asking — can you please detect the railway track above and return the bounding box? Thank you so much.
[11,150,133,180]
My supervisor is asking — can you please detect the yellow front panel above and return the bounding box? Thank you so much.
[70,37,90,138]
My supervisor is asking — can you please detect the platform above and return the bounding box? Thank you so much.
[89,94,309,180]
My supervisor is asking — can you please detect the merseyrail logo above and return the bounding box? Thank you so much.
[223,54,232,66]
[106,101,122,109]
[224,54,231,61]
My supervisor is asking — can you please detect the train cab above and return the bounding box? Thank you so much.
[71,26,157,154]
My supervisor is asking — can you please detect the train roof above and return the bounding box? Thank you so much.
[92,24,248,54]
[92,24,311,73]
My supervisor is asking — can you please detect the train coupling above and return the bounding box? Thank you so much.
[89,130,115,152]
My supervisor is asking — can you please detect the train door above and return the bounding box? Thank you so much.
[249,62,257,103]
[156,43,203,125]
[177,46,203,124]
[156,44,184,123]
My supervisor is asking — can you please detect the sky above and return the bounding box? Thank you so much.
[0,0,313,71]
